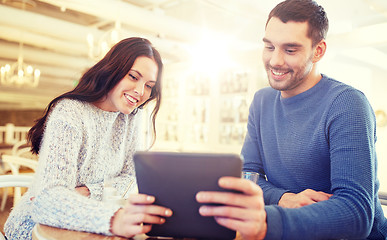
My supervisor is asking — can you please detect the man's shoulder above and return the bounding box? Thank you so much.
[321,75,359,93]
[321,75,370,110]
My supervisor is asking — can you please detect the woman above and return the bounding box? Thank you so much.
[4,37,172,239]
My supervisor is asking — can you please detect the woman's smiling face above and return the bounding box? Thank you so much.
[94,56,158,114]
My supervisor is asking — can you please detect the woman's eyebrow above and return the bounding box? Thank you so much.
[130,69,157,83]
[130,69,143,78]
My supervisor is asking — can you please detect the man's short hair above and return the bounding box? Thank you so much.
[266,0,329,46]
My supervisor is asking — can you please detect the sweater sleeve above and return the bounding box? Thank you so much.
[85,114,138,200]
[112,120,139,198]
[98,115,139,199]
[86,160,137,200]
[85,153,136,200]
[31,114,120,235]
[242,91,289,204]
[264,89,377,239]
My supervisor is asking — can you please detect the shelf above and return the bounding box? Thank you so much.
[150,63,259,154]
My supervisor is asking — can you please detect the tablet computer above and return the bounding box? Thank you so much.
[133,151,243,239]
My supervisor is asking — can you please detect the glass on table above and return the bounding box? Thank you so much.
[242,171,259,184]
[103,178,125,206]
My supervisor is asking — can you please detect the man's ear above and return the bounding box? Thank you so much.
[313,40,327,63]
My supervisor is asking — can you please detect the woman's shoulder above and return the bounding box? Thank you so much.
[55,98,86,109]
[49,99,90,122]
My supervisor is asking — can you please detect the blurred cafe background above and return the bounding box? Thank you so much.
[0,0,387,211]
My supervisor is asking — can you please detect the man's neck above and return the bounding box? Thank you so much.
[281,67,322,98]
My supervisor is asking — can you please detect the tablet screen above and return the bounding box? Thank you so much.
[134,151,242,239]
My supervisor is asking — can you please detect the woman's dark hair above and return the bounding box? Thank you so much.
[28,37,163,154]
[266,0,329,46]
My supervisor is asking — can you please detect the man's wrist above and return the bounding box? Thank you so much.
[278,192,293,206]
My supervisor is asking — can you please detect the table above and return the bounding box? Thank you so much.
[32,224,129,240]
[32,224,206,240]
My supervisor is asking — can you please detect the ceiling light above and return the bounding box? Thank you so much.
[1,42,40,88]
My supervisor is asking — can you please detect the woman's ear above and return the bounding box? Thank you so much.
[313,39,327,63]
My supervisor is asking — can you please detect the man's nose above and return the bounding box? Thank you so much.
[270,50,285,66]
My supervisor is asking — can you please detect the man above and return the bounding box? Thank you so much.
[196,0,387,239]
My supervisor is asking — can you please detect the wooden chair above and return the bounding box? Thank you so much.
[11,139,31,157]
[0,174,34,210]
[0,175,34,239]
[0,174,34,188]
[0,155,37,211]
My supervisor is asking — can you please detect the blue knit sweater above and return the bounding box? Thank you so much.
[241,75,387,239]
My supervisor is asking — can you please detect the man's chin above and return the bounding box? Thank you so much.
[268,79,287,91]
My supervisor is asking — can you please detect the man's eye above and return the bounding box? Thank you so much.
[286,49,296,54]
[265,46,274,51]
[146,84,154,89]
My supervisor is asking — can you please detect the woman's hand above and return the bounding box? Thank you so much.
[196,177,267,240]
[75,186,90,197]
[110,194,173,238]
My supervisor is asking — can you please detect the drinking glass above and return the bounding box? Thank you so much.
[242,171,259,184]
[103,178,124,206]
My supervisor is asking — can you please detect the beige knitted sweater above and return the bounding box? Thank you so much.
[5,99,140,239]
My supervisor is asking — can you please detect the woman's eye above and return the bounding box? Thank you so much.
[146,84,153,89]
[129,73,138,80]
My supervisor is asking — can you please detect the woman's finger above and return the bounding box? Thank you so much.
[117,223,153,237]
[125,204,173,217]
[128,213,167,225]
[127,193,155,204]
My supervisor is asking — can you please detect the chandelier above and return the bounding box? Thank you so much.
[1,42,40,88]
[87,21,122,61]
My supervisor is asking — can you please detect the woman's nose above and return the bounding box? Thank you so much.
[134,82,145,96]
